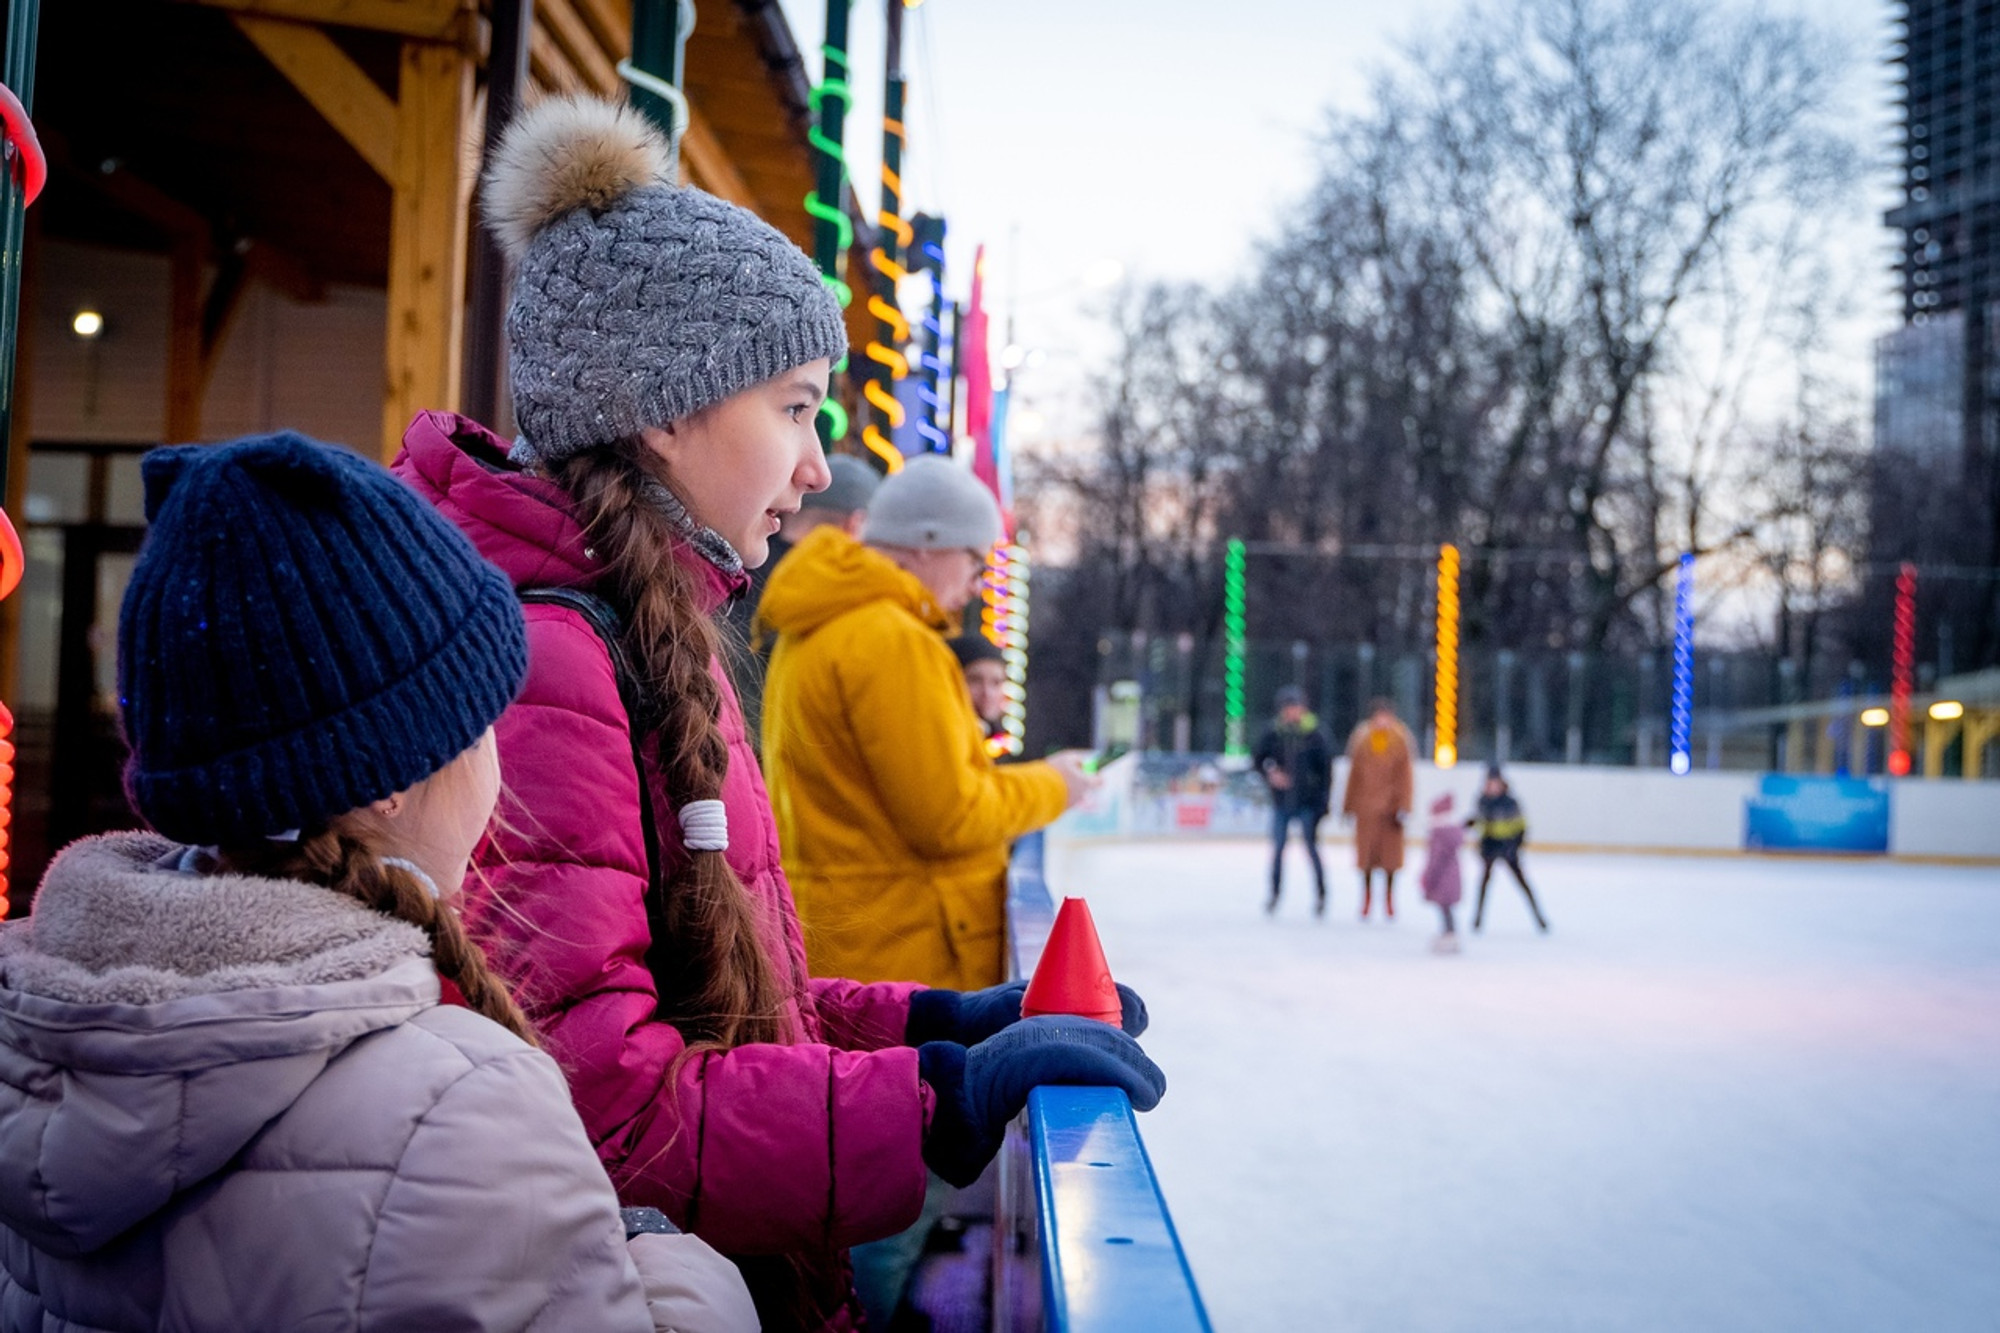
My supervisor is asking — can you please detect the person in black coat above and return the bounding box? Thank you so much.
[1254,686,1334,915]
[1467,767,1549,932]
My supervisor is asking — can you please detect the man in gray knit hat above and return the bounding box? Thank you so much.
[758,455,1094,993]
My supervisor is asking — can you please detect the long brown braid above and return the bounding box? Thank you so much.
[218,830,539,1046]
[549,437,791,1050]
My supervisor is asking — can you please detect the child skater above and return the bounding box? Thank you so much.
[1469,766,1550,932]
[1420,793,1465,953]
[0,433,758,1331]
[397,95,1163,1331]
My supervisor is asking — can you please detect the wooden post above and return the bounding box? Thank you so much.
[381,39,472,461]
[165,235,205,441]
[461,0,530,428]
[1963,712,1997,780]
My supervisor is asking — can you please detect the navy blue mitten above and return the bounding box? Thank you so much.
[918,1016,1167,1188]
[906,979,1149,1047]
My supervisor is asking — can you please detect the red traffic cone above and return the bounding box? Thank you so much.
[1021,897,1121,1024]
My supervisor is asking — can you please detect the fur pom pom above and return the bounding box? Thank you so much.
[481,95,671,261]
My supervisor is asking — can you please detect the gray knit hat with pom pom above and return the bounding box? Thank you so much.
[483,96,848,464]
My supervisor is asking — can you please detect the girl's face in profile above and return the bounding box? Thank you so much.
[642,359,834,567]
[345,728,501,896]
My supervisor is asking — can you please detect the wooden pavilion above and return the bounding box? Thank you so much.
[4,0,868,896]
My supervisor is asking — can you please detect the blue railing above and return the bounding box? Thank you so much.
[995,832,1212,1332]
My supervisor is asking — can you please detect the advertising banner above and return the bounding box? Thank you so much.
[1743,775,1890,854]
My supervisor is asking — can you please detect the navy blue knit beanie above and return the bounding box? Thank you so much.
[119,432,528,845]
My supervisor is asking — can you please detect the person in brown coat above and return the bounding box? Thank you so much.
[1342,698,1416,919]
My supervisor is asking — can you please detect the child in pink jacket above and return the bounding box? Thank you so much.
[1421,793,1466,954]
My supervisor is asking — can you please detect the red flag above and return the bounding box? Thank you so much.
[963,245,999,502]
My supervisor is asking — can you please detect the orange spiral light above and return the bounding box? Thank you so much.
[1433,543,1461,768]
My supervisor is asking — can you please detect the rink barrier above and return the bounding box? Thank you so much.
[1054,754,2000,861]
[996,832,1213,1333]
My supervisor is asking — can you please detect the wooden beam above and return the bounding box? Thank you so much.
[537,0,619,97]
[570,0,629,55]
[185,0,474,43]
[232,14,396,180]
[528,22,586,95]
[680,106,756,207]
[381,39,474,461]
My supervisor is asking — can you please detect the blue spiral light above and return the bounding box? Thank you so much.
[1669,553,1695,775]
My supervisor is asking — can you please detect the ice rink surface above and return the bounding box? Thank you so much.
[1047,838,2000,1332]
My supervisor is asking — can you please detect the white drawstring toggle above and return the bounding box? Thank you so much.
[679,799,728,853]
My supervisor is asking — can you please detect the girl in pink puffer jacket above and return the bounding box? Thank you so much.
[406,96,1165,1330]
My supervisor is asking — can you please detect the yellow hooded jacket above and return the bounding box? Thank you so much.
[758,526,1069,990]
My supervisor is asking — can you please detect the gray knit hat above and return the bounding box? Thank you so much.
[802,454,882,514]
[864,455,1004,551]
[483,96,848,464]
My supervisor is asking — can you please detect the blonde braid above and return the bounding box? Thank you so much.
[220,831,539,1047]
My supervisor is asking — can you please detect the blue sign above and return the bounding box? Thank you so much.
[1744,775,1890,854]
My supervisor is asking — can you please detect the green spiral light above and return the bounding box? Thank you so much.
[1224,538,1248,756]
[806,32,853,440]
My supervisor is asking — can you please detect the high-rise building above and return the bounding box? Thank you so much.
[1876,0,2000,668]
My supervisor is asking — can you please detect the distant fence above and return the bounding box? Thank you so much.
[996,832,1212,1332]
[1053,754,2000,861]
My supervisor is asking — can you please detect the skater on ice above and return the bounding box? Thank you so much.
[1469,767,1550,932]
[1254,684,1333,915]
[1343,697,1417,920]
[1421,792,1466,953]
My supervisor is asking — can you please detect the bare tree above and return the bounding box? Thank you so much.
[1020,0,1872,751]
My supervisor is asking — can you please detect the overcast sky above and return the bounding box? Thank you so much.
[770,0,1903,440]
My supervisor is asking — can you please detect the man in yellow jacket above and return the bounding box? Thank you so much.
[759,455,1092,989]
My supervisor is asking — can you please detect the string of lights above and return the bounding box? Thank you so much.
[980,543,1030,757]
[1889,562,1917,776]
[805,20,853,444]
[860,83,911,474]
[1223,538,1248,756]
[1669,553,1695,775]
[1433,543,1461,768]
[0,514,18,913]
[912,217,950,453]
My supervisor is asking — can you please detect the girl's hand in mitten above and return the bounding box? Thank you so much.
[917,1016,1166,1188]
[905,979,1149,1047]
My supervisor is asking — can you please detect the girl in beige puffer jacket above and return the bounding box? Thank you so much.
[0,434,754,1332]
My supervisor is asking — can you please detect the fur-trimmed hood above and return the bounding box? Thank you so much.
[0,832,438,1254]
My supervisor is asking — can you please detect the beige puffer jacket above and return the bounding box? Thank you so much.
[0,833,655,1333]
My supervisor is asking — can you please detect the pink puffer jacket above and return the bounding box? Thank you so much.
[395,413,929,1330]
